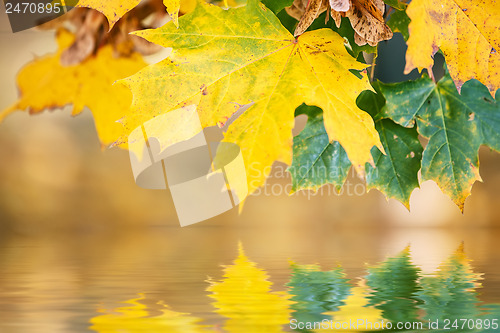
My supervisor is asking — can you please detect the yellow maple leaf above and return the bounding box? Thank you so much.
[0,29,147,147]
[76,0,184,28]
[206,244,292,332]
[89,294,210,332]
[119,0,382,195]
[180,0,198,13]
[404,0,500,95]
[163,0,181,26]
[76,0,142,28]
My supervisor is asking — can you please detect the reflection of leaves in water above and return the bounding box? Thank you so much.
[417,243,483,324]
[287,263,351,327]
[318,280,385,332]
[207,244,292,332]
[366,246,422,323]
[87,243,497,332]
[89,294,209,332]
[478,304,500,332]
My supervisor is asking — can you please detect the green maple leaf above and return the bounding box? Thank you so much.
[289,88,422,207]
[387,9,410,40]
[382,0,407,11]
[358,86,423,208]
[379,75,500,210]
[261,0,293,14]
[288,104,351,193]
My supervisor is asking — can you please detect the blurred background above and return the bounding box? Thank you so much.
[1,6,500,333]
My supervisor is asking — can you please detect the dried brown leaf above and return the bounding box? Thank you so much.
[61,10,104,66]
[294,0,329,36]
[330,9,342,28]
[285,0,306,21]
[286,0,392,45]
[345,0,392,46]
[329,0,350,11]
[37,0,171,65]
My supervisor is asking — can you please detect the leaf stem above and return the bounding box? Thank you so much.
[0,104,18,123]
[428,67,436,84]
[384,6,394,21]
[370,54,376,82]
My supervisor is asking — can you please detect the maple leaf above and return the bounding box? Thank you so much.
[163,0,181,26]
[261,0,294,13]
[77,0,183,28]
[288,105,352,193]
[289,90,421,207]
[358,87,423,208]
[76,0,142,28]
[119,0,382,196]
[404,0,500,95]
[379,75,500,210]
[387,8,410,40]
[382,0,407,11]
[0,29,147,147]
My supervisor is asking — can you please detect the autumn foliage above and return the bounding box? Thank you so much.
[1,0,499,211]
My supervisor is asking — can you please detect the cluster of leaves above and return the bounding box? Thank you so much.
[89,244,498,332]
[1,0,499,210]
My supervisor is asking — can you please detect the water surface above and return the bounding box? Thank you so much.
[1,227,499,332]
